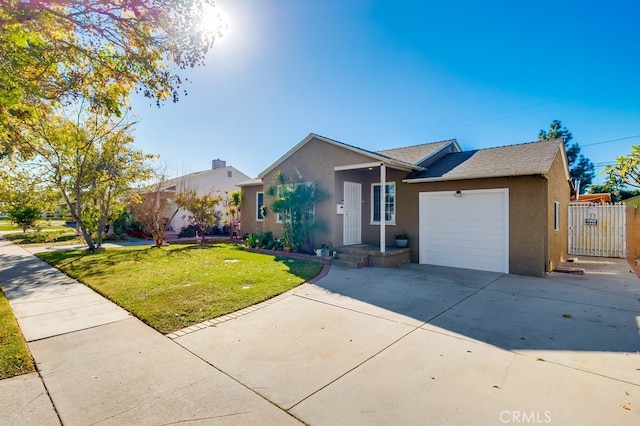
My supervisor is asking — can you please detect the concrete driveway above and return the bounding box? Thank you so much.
[176,258,640,424]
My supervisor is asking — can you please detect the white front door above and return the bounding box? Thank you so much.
[343,181,362,245]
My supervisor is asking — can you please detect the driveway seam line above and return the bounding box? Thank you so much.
[171,340,306,425]
[287,276,504,410]
[291,292,424,326]
[482,287,640,314]
[422,274,503,324]
[513,351,640,388]
[287,325,423,412]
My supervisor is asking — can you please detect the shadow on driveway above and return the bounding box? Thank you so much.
[311,259,640,353]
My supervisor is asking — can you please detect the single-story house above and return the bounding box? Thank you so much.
[239,134,571,276]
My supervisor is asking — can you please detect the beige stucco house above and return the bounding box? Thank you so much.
[239,134,571,276]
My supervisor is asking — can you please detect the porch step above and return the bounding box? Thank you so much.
[333,253,369,269]
[336,244,412,268]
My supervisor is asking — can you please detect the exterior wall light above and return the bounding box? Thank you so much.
[454,190,462,197]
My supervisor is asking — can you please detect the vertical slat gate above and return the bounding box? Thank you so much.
[568,203,626,258]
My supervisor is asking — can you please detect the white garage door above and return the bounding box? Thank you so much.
[419,189,509,273]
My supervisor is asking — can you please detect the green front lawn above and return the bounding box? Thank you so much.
[0,221,19,232]
[38,244,323,334]
[2,228,85,246]
[0,288,35,379]
[0,219,70,233]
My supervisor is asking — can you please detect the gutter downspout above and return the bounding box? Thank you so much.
[380,163,386,253]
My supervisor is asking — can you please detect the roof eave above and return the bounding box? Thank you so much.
[403,171,548,184]
[237,179,263,187]
[409,140,460,165]
[258,133,422,178]
[335,161,423,173]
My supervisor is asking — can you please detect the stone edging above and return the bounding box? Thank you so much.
[165,292,291,339]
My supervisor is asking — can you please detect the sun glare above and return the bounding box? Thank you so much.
[198,2,230,41]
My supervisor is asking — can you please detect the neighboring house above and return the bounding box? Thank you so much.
[571,193,612,204]
[239,134,571,277]
[161,160,251,233]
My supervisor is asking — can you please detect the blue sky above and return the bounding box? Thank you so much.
[131,0,640,185]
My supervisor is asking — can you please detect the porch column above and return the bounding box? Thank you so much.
[380,163,386,253]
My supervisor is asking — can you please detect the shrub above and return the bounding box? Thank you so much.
[8,206,41,232]
[246,234,259,248]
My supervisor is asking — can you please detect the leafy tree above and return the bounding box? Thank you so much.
[7,206,41,232]
[589,184,639,202]
[0,156,57,215]
[539,119,595,193]
[1,0,221,156]
[128,183,181,247]
[266,170,326,252]
[225,190,242,237]
[179,190,223,237]
[15,101,153,250]
[604,145,640,194]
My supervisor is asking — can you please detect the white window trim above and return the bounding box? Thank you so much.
[370,182,396,225]
[553,201,560,231]
[256,192,264,222]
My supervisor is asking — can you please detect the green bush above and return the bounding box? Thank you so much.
[246,234,259,248]
[178,227,196,238]
[8,206,41,232]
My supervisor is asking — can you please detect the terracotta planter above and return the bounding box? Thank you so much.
[284,246,292,252]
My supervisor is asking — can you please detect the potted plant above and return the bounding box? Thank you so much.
[280,233,293,252]
[395,232,409,248]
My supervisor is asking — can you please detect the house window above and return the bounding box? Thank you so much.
[371,182,395,224]
[554,201,560,231]
[227,170,232,178]
[256,192,264,222]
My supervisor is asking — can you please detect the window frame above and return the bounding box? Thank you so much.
[370,182,396,225]
[256,191,264,222]
[553,201,560,231]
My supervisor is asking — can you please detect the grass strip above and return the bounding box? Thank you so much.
[0,288,35,379]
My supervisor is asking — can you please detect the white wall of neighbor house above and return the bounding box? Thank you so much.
[165,162,250,233]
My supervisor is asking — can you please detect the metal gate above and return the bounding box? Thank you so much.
[568,203,626,258]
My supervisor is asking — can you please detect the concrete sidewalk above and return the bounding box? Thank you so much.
[2,235,640,424]
[0,238,301,425]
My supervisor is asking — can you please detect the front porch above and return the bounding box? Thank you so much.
[335,244,412,268]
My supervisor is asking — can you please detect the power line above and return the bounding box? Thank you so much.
[582,134,640,147]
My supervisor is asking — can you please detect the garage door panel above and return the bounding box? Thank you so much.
[423,250,505,272]
[419,189,508,273]
[424,234,504,248]
[426,226,505,241]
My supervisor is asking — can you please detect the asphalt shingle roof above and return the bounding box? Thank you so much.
[408,138,564,181]
[377,140,455,165]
